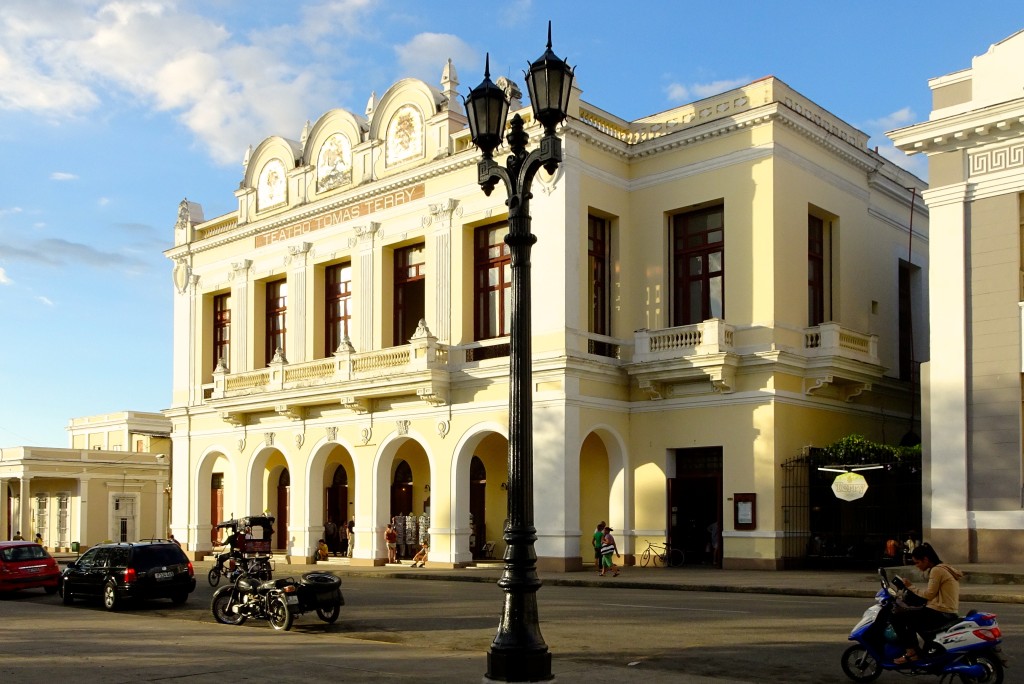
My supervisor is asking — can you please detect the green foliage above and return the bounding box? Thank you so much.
[814,434,921,468]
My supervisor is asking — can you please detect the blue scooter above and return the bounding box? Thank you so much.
[841,568,1006,683]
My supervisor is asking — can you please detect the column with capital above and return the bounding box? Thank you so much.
[0,478,8,539]
[18,476,31,541]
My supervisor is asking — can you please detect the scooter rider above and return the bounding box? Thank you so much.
[890,542,963,665]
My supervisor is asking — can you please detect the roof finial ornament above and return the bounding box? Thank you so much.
[441,58,462,114]
[300,120,311,146]
[242,144,252,168]
[365,91,377,119]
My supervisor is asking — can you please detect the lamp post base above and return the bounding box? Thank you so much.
[485,649,553,682]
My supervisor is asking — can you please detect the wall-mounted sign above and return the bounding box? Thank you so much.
[831,472,869,501]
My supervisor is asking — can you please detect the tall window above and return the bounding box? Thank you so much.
[394,244,425,345]
[808,215,826,326]
[325,263,352,355]
[588,215,611,335]
[265,279,287,363]
[672,204,724,326]
[474,223,511,340]
[213,293,231,370]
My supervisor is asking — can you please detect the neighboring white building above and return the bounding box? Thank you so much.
[166,61,926,570]
[1,411,171,550]
[890,29,1024,563]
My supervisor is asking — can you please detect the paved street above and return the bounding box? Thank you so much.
[2,564,1021,683]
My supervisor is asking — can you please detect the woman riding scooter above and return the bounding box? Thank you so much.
[890,542,963,664]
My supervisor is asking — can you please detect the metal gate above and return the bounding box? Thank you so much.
[782,449,921,569]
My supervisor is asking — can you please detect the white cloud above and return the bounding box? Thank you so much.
[866,107,916,133]
[50,171,78,181]
[0,207,24,218]
[97,197,111,207]
[36,295,53,307]
[395,33,477,85]
[665,77,752,103]
[0,0,366,166]
[0,267,11,285]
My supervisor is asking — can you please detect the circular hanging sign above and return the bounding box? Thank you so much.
[831,472,869,501]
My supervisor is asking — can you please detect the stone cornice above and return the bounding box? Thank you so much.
[179,152,479,256]
[570,101,899,182]
[888,98,1024,155]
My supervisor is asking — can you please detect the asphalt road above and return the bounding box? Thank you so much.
[2,574,1020,683]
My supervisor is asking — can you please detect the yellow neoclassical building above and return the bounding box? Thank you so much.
[890,29,1024,564]
[165,61,927,570]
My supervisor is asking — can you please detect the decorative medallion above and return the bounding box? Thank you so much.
[326,426,338,442]
[386,105,423,165]
[317,133,352,192]
[437,420,450,439]
[359,426,372,445]
[396,420,411,436]
[257,159,287,210]
[295,433,304,449]
[265,431,276,447]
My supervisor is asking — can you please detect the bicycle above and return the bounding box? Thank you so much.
[639,540,684,567]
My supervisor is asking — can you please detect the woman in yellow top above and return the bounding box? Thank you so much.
[891,542,963,664]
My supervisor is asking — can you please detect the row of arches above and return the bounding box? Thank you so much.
[178,423,643,566]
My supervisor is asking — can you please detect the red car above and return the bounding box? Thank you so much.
[0,541,61,594]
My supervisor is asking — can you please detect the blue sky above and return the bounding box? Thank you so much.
[0,0,1021,447]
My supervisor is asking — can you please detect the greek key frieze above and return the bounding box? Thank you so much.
[970,142,1024,177]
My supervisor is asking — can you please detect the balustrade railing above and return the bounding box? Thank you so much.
[633,319,734,363]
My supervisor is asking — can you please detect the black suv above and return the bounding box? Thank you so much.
[60,540,196,610]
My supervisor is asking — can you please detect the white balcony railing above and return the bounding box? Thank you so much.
[803,322,878,365]
[632,319,735,363]
[210,322,447,400]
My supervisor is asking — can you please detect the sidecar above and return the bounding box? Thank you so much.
[288,571,344,624]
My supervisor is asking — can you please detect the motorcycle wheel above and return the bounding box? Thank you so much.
[208,567,221,587]
[268,596,294,631]
[316,604,340,623]
[211,587,247,626]
[840,644,882,683]
[958,653,1004,684]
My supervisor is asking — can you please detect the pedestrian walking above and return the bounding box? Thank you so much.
[346,519,355,557]
[592,521,606,573]
[600,527,620,577]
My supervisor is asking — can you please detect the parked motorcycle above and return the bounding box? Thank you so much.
[211,569,343,631]
[841,567,1006,683]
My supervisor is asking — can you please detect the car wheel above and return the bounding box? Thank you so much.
[44,585,58,595]
[102,582,121,611]
[171,590,189,605]
[60,583,74,605]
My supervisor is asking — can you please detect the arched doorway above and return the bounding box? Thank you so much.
[470,456,486,558]
[210,473,224,544]
[326,466,348,554]
[391,460,413,517]
[276,469,290,550]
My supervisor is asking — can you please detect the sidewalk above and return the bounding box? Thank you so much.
[223,557,1024,605]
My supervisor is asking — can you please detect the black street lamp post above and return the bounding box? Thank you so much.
[465,24,574,683]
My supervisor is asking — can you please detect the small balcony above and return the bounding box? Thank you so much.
[627,319,738,396]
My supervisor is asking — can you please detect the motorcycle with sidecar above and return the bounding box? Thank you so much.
[211,567,344,631]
